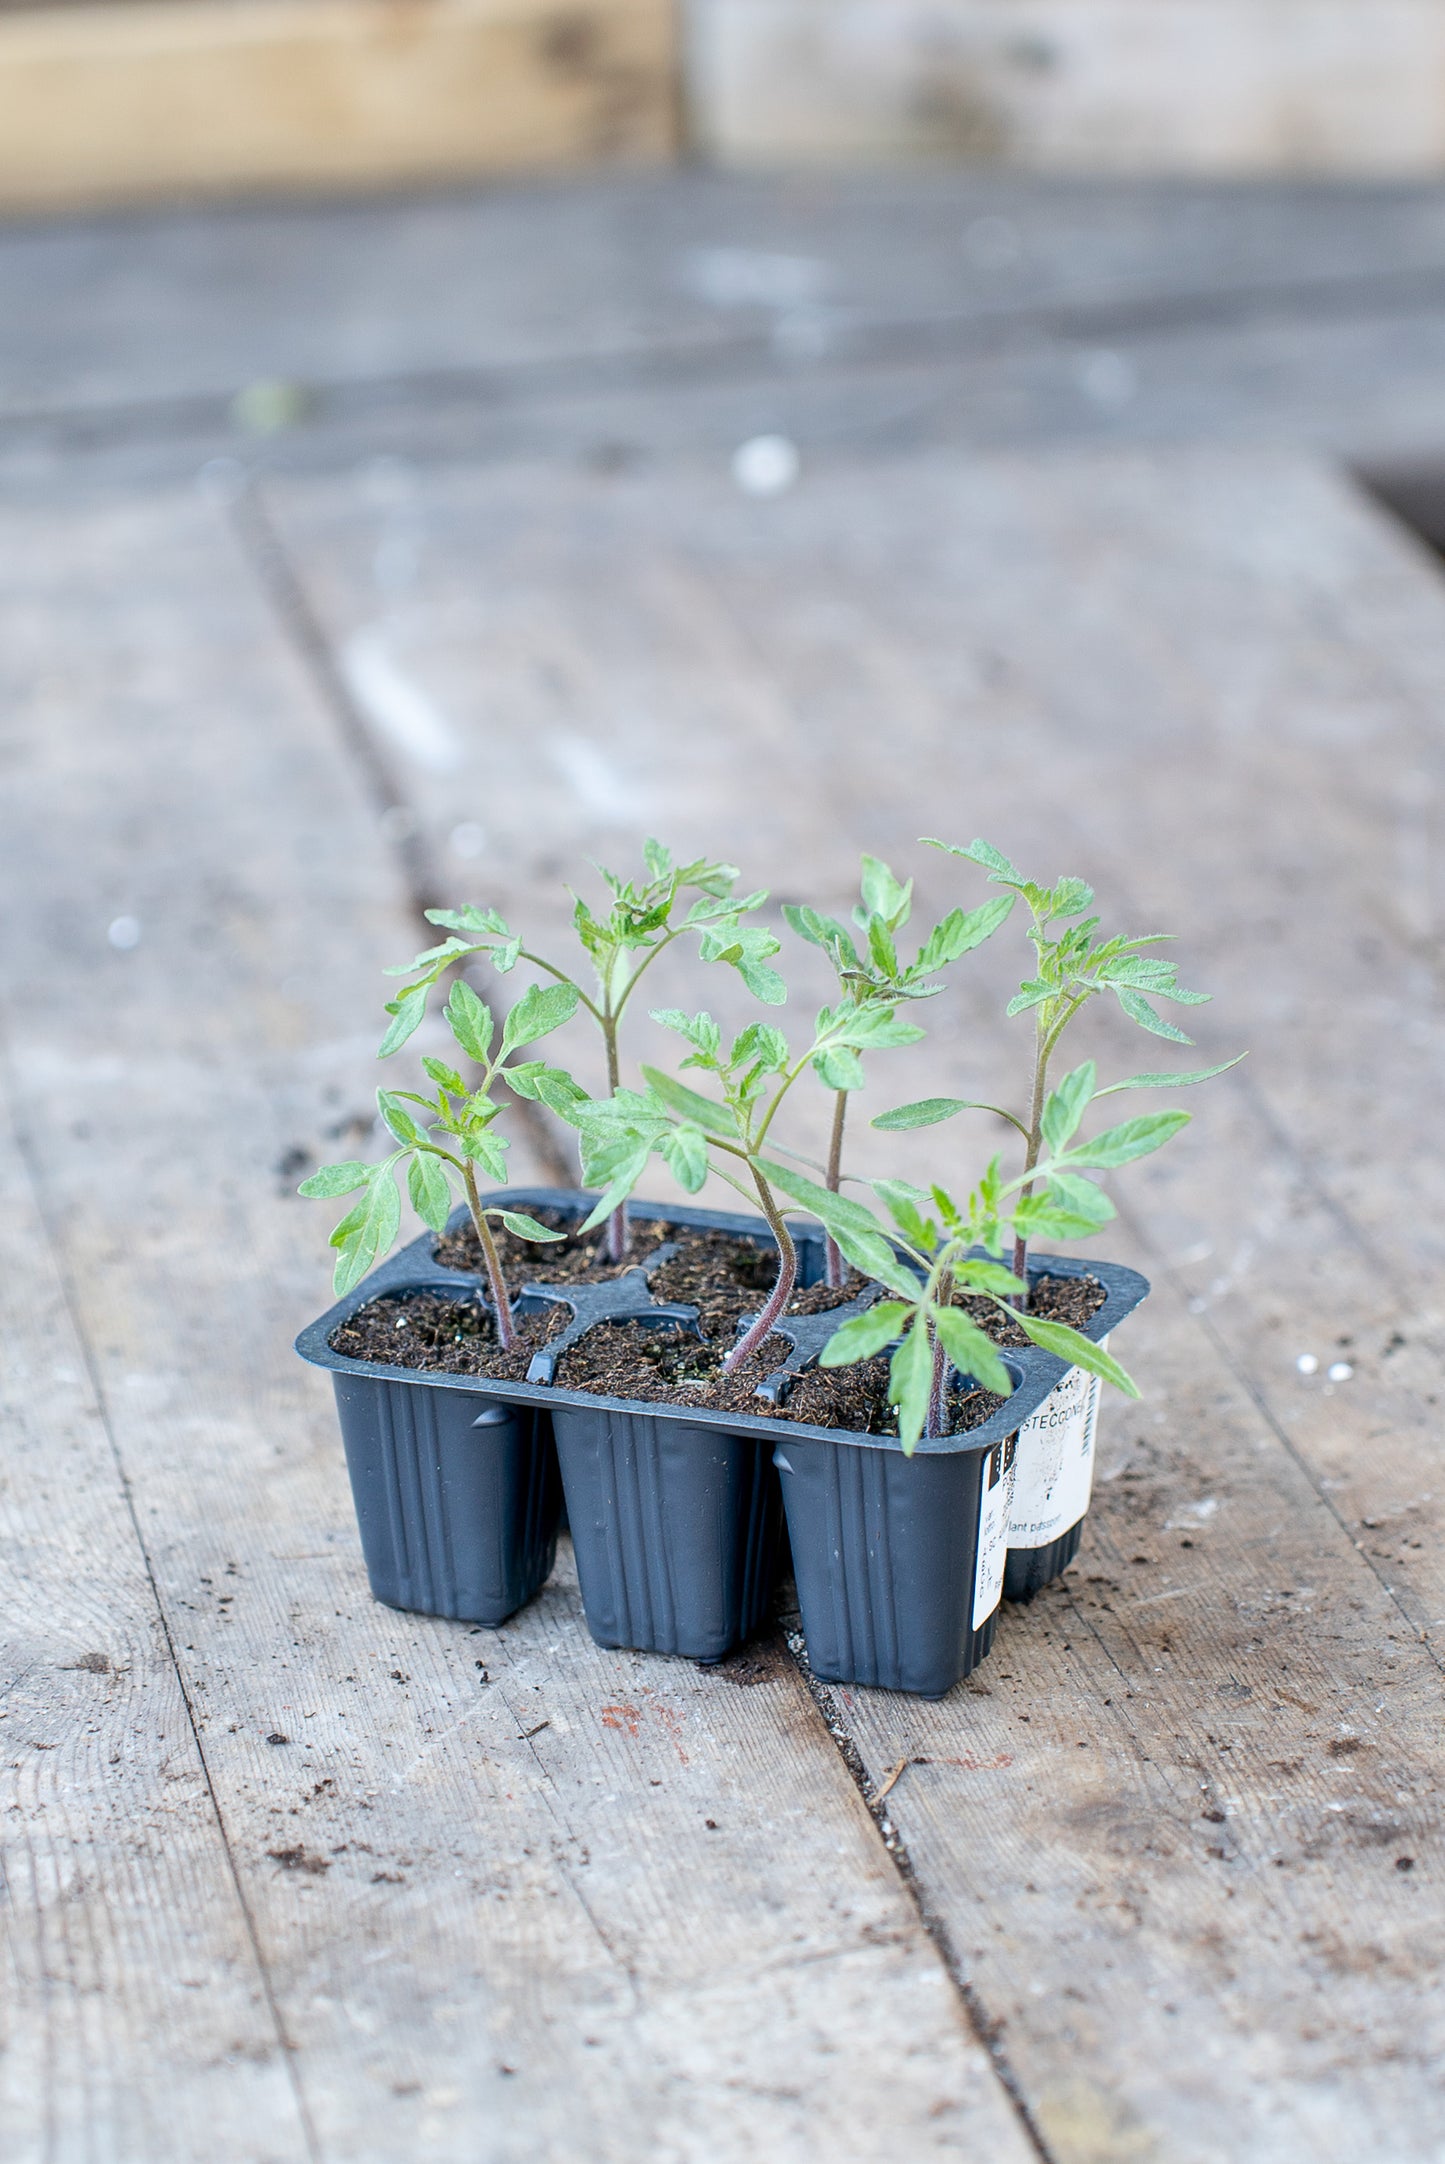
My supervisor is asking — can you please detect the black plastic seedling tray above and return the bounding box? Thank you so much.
[296,1190,1147,1693]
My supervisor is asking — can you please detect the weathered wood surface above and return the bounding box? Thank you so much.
[7,173,1445,487]
[0,0,675,215]
[259,442,1445,2157]
[0,1084,308,2160]
[0,485,1037,2161]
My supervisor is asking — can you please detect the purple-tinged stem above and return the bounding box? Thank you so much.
[925,1265,954,1438]
[464,1164,515,1351]
[824,1088,848,1289]
[723,1168,798,1373]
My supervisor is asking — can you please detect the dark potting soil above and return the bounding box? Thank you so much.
[646,1232,865,1341]
[554,1321,1004,1438]
[432,1207,676,1288]
[326,1247,1093,1435]
[328,1292,567,1381]
[960,1272,1106,1346]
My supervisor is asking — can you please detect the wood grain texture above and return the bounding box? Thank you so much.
[0,481,1034,2161]
[263,441,1445,2156]
[688,0,1445,175]
[0,0,674,213]
[0,1087,308,2161]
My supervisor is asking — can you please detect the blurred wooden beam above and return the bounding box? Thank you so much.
[686,0,1445,175]
[0,0,677,213]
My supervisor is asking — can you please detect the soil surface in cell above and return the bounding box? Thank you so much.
[328,1292,567,1381]
[333,1221,1101,1435]
[433,1206,676,1287]
[963,1272,1106,1344]
[554,1320,1006,1436]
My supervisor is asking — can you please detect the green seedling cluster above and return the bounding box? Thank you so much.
[376,841,779,1261]
[302,835,1237,1448]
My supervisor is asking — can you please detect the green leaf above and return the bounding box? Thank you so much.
[422,1056,467,1097]
[1048,877,1095,920]
[298,1160,372,1198]
[662,1126,709,1192]
[1059,1110,1190,1169]
[641,1066,740,1137]
[737,956,787,1005]
[444,980,495,1064]
[813,1046,866,1093]
[761,1160,923,1297]
[952,1259,1027,1300]
[407,1151,453,1233]
[871,1097,969,1132]
[500,979,581,1056]
[378,982,429,1058]
[460,1128,509,1180]
[819,1302,914,1368]
[923,835,1021,883]
[424,904,510,937]
[1040,1061,1096,1154]
[831,1006,925,1050]
[872,1178,935,1251]
[498,1210,567,1242]
[914,893,1015,972]
[578,1143,653,1233]
[1092,1054,1246,1097]
[889,1322,934,1456]
[783,902,844,955]
[509,1063,589,1117]
[331,1171,401,1295]
[1117,989,1193,1044]
[865,916,900,979]
[381,936,476,978]
[1045,1171,1116,1227]
[858,854,912,928]
[731,1022,790,1073]
[377,1090,428,1149]
[1013,1193,1109,1242]
[932,1308,1015,1399]
[651,1008,722,1063]
[699,923,787,1006]
[1006,980,1053,1017]
[1014,1315,1140,1399]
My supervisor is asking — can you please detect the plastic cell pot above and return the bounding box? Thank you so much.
[325,1343,561,1625]
[772,1381,1036,1700]
[1002,1254,1150,1604]
[297,1188,830,1655]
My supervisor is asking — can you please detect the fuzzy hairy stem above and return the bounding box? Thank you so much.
[463,1163,515,1351]
[925,1264,954,1438]
[824,1088,848,1289]
[723,1165,798,1373]
[602,1021,629,1263]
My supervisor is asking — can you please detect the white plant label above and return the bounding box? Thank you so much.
[972,1434,1017,1630]
[1007,1338,1108,1550]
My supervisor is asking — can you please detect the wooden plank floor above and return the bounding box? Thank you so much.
[4,175,1445,2161]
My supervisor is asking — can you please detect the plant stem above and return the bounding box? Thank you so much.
[723,1165,798,1372]
[824,1088,848,1288]
[1011,1015,1050,1300]
[463,1163,516,1351]
[925,1265,954,1437]
[1010,990,1088,1297]
[601,1020,628,1263]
